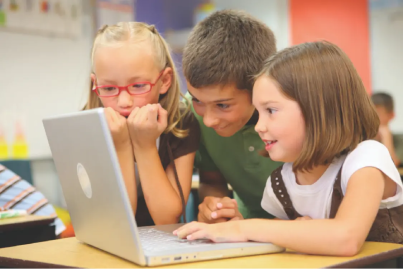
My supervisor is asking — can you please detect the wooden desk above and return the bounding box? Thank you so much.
[0,237,401,268]
[0,215,56,248]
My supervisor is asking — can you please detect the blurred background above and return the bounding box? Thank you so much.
[0,0,402,214]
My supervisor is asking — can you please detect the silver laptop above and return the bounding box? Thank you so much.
[43,108,284,266]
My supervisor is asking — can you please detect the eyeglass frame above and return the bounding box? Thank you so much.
[92,69,165,97]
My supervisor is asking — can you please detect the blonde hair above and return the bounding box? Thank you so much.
[256,41,379,172]
[84,22,189,138]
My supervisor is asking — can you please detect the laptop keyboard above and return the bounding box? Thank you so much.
[138,227,213,252]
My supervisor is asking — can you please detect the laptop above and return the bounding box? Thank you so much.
[43,108,284,266]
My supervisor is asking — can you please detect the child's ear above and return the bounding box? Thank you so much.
[159,68,173,95]
[391,112,395,120]
[90,74,96,88]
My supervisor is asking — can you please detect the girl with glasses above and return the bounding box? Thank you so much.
[84,22,200,226]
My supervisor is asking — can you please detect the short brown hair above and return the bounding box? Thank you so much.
[256,41,379,172]
[183,9,276,92]
[371,92,394,112]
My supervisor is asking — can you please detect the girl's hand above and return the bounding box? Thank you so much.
[173,221,248,243]
[127,104,168,149]
[104,107,131,150]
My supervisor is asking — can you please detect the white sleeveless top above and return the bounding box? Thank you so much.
[261,140,403,220]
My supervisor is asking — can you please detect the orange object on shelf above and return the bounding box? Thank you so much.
[12,122,28,159]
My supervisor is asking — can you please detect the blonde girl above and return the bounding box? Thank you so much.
[85,22,200,226]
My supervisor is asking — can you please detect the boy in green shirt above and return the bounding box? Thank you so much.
[183,10,282,223]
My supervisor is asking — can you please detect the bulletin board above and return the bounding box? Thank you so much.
[0,0,83,38]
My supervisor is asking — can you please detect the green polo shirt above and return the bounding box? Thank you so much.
[185,94,282,219]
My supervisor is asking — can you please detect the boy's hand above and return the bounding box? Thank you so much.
[173,221,247,243]
[198,196,243,223]
[127,104,168,149]
[104,107,131,150]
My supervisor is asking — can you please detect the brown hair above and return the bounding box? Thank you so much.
[371,92,394,112]
[256,41,379,172]
[183,9,276,92]
[84,22,189,138]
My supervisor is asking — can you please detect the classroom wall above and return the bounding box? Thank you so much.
[370,1,403,133]
[0,7,93,160]
[0,32,92,159]
[289,0,371,92]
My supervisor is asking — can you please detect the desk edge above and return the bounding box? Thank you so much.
[0,256,74,268]
[0,217,55,232]
[328,247,403,268]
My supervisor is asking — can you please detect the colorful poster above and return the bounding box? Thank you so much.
[0,0,83,38]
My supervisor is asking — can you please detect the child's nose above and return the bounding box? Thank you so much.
[203,109,220,128]
[117,90,133,107]
[255,119,267,133]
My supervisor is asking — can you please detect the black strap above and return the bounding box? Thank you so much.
[329,168,343,218]
[270,166,302,220]
[271,165,344,220]
[167,142,187,223]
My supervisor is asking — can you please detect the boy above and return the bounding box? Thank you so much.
[371,92,401,167]
[183,10,282,223]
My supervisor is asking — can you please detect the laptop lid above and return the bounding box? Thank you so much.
[43,108,146,265]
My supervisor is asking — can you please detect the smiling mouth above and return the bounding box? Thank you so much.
[213,125,229,130]
[264,140,277,150]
